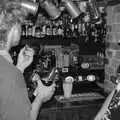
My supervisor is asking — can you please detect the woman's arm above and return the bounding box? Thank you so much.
[94,89,115,120]
[94,83,120,120]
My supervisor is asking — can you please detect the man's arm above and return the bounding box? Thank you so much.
[30,80,55,120]
[16,46,55,120]
[30,94,43,120]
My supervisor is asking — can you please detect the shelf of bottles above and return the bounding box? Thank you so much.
[20,0,106,46]
[20,1,107,99]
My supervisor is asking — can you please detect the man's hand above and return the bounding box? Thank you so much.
[34,79,56,103]
[16,46,34,73]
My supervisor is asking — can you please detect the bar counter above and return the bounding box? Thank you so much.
[37,97,105,120]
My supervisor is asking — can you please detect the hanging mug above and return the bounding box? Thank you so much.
[40,0,61,20]
[62,0,81,19]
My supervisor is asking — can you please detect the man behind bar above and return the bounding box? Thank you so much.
[0,1,55,120]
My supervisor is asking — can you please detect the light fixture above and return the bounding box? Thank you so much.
[20,1,38,15]
[40,0,61,20]
[62,0,81,19]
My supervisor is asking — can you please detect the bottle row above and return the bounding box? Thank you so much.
[21,20,107,40]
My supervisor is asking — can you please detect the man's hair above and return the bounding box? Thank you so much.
[0,0,28,49]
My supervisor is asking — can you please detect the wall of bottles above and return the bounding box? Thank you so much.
[21,1,106,44]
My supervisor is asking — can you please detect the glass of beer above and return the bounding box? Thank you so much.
[63,76,74,98]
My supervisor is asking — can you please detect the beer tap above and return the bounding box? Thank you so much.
[88,0,101,22]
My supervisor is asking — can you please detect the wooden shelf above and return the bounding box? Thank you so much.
[20,36,105,54]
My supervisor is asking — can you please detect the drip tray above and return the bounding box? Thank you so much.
[55,92,105,103]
